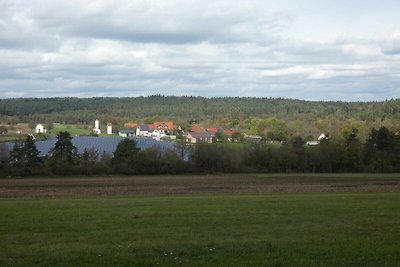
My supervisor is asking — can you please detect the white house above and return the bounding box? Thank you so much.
[306,133,328,146]
[35,124,47,134]
[151,129,166,141]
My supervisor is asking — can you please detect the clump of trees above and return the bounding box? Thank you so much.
[0,126,399,177]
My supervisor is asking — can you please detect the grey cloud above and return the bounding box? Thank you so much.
[380,34,400,55]
[2,0,289,46]
[382,47,400,55]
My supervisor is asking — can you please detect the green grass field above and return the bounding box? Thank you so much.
[1,192,399,266]
[52,123,92,135]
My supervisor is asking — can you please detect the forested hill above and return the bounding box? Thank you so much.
[0,96,399,139]
[1,96,399,120]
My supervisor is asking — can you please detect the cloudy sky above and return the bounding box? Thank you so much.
[0,0,399,100]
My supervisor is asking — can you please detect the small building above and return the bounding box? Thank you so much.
[243,133,262,142]
[136,124,151,137]
[92,128,101,135]
[151,129,166,141]
[306,141,319,146]
[318,133,328,141]
[35,124,47,134]
[306,133,328,145]
[186,132,213,144]
[92,119,101,135]
[118,129,136,137]
[153,121,175,133]
[107,123,112,135]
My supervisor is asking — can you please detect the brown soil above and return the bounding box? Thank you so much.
[0,174,399,198]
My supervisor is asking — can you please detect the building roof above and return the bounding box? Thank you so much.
[124,122,138,128]
[188,132,212,139]
[138,124,151,131]
[118,129,136,134]
[206,127,219,134]
[223,129,234,137]
[190,124,204,133]
[153,121,175,130]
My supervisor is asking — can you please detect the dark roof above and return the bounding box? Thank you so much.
[138,124,150,131]
[118,129,136,134]
[188,132,212,139]
[6,136,175,157]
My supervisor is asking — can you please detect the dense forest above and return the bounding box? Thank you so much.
[0,96,399,140]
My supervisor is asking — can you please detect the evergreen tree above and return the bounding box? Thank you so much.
[343,128,363,171]
[0,143,10,177]
[50,131,77,163]
[10,135,41,175]
[112,138,140,174]
[24,135,41,168]
[113,139,140,162]
[45,131,77,175]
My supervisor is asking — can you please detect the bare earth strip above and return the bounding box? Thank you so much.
[0,174,399,198]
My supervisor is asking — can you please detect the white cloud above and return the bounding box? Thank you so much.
[261,64,376,80]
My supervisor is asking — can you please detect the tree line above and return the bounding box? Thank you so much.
[0,126,399,177]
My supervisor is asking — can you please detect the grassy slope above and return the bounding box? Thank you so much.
[52,123,91,135]
[1,193,399,266]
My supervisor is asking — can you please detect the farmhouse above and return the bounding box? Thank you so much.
[35,124,47,134]
[186,132,213,144]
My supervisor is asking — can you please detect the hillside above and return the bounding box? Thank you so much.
[0,96,399,139]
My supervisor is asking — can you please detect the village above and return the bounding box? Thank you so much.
[0,117,332,157]
[30,119,329,145]
[30,120,242,144]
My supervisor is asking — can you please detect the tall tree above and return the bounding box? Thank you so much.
[113,138,140,162]
[45,131,77,175]
[364,127,400,172]
[342,128,363,171]
[112,138,140,174]
[10,135,41,175]
[50,131,77,163]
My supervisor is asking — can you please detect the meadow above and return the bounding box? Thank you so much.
[1,174,399,266]
[52,123,92,136]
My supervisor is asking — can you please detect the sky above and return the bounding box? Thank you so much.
[0,0,399,101]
